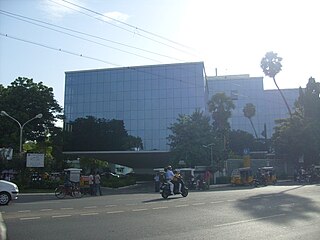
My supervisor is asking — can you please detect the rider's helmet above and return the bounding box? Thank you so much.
[167,165,172,170]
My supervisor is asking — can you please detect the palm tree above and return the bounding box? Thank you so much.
[243,103,258,138]
[260,51,292,117]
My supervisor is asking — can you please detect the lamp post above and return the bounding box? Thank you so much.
[0,111,43,153]
[203,143,214,168]
[203,143,215,183]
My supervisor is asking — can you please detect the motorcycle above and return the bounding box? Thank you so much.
[160,180,188,199]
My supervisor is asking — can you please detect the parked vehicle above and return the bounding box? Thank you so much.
[0,180,19,205]
[160,179,188,199]
[54,182,82,199]
[255,167,277,186]
[230,167,254,186]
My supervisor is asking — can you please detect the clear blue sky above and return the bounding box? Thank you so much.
[1,0,319,111]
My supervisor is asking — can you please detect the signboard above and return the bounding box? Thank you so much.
[0,148,13,160]
[26,153,45,168]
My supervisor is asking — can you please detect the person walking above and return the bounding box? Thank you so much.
[89,172,95,196]
[95,171,102,196]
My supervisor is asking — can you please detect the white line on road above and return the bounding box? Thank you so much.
[52,215,72,218]
[106,211,124,214]
[18,210,31,213]
[227,199,236,202]
[214,214,286,227]
[175,204,189,208]
[84,206,97,209]
[81,213,99,216]
[105,205,117,207]
[132,209,148,212]
[144,202,157,205]
[126,203,138,206]
[152,207,168,210]
[20,217,40,221]
[61,208,74,210]
[210,201,224,204]
[40,209,53,212]
[192,203,205,206]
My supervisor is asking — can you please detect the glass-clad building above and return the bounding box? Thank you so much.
[207,75,299,138]
[64,62,208,151]
[64,62,300,152]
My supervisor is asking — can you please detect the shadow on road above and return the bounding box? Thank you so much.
[235,185,320,224]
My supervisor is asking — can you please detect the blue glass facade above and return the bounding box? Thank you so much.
[64,63,299,152]
[208,75,299,138]
[64,62,208,151]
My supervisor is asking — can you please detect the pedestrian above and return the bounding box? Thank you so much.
[154,173,160,192]
[95,171,102,196]
[89,172,95,196]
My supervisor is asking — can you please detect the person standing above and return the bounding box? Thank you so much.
[89,172,95,196]
[95,171,102,196]
[154,173,160,192]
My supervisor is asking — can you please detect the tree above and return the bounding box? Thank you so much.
[206,93,235,171]
[0,77,63,152]
[243,103,258,138]
[229,130,255,156]
[208,92,235,131]
[272,77,320,166]
[261,51,292,117]
[63,116,143,151]
[168,109,215,168]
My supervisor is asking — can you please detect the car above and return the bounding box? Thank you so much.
[0,180,19,205]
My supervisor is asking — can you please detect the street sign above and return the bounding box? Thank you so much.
[26,153,44,168]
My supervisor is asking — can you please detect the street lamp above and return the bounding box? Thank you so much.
[0,111,43,153]
[203,143,215,184]
[203,143,214,169]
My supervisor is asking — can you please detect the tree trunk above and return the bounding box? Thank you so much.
[273,77,293,117]
[249,118,258,138]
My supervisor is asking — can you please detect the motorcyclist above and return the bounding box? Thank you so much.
[164,166,174,195]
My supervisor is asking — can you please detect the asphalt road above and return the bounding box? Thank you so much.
[1,183,320,240]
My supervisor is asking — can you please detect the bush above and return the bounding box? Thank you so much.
[101,176,136,188]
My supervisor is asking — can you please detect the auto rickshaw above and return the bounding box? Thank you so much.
[256,166,277,185]
[230,167,254,186]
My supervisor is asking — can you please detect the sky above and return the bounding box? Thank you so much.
[1,0,319,113]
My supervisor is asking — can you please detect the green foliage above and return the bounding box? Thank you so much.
[243,103,258,138]
[0,77,63,151]
[261,52,292,116]
[260,51,282,78]
[272,77,320,166]
[101,176,136,188]
[208,92,235,131]
[63,116,143,151]
[80,157,108,174]
[168,109,215,167]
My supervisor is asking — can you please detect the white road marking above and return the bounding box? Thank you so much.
[152,207,168,210]
[18,210,31,213]
[84,206,97,209]
[192,203,205,206]
[81,213,99,216]
[214,214,286,227]
[227,199,236,202]
[20,217,40,221]
[106,211,124,214]
[61,207,74,210]
[126,203,138,206]
[105,205,117,207]
[132,208,148,212]
[210,201,224,204]
[175,204,189,208]
[52,215,72,218]
[40,209,53,212]
[144,202,156,205]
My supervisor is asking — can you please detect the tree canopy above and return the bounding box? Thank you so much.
[243,103,258,138]
[272,77,320,166]
[0,77,63,151]
[63,116,143,151]
[167,109,215,168]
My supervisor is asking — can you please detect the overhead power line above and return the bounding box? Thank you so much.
[50,0,198,57]
[0,33,121,67]
[0,9,185,62]
[61,0,195,52]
